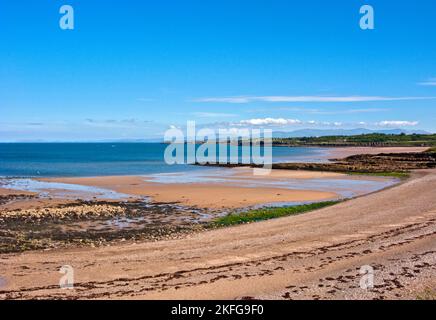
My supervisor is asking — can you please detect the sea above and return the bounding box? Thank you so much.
[0,143,329,178]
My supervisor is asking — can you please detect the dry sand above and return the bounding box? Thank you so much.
[1,169,435,300]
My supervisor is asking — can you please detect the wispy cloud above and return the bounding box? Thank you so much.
[418,78,436,86]
[239,118,301,126]
[376,120,419,127]
[251,107,390,115]
[310,108,389,115]
[194,96,436,104]
[231,118,419,128]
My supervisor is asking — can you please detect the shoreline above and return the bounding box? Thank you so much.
[0,169,434,299]
[2,145,424,210]
[0,168,398,254]
[0,146,418,254]
[39,170,345,209]
[197,148,436,174]
[0,146,435,299]
[1,166,397,210]
[0,164,399,254]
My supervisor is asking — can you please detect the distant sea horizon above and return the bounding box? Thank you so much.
[0,143,330,178]
[0,127,432,145]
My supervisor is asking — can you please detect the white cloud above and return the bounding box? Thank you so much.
[194,95,436,104]
[418,78,436,86]
[249,107,389,114]
[239,118,302,126]
[376,121,419,127]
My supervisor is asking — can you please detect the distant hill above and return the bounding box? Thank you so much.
[272,128,431,138]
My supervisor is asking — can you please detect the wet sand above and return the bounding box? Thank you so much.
[42,173,339,209]
[39,167,398,209]
[0,188,35,196]
[0,169,434,300]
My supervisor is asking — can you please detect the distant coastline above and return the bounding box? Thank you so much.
[272,133,436,147]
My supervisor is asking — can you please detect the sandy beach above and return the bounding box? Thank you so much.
[38,145,415,209]
[0,146,434,300]
[0,169,434,300]
[41,170,345,209]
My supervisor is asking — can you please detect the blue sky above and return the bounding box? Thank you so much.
[1,0,436,141]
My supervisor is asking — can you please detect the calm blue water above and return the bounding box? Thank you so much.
[0,143,328,178]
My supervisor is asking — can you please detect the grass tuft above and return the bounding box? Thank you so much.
[211,201,341,227]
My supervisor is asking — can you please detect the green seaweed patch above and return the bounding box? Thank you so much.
[211,201,341,227]
[346,171,410,179]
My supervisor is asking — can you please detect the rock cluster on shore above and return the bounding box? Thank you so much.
[0,199,208,254]
[273,152,436,173]
[0,194,35,206]
[0,204,127,222]
[197,151,436,173]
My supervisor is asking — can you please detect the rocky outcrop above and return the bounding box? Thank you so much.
[196,152,436,173]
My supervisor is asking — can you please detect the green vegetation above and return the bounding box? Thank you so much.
[273,133,436,147]
[212,201,340,227]
[346,171,410,179]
